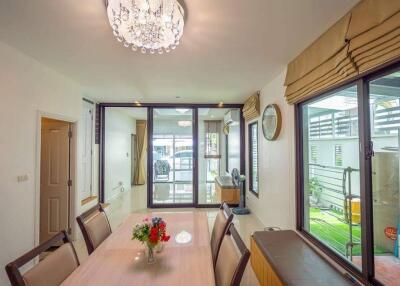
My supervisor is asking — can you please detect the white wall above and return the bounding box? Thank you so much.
[0,42,86,285]
[104,108,136,202]
[245,70,296,230]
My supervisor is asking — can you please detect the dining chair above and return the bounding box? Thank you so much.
[5,230,79,286]
[214,223,251,286]
[76,203,112,255]
[211,202,234,268]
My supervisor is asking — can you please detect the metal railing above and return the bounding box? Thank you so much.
[308,163,360,261]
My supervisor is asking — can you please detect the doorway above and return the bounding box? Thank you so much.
[40,117,73,243]
[150,108,195,206]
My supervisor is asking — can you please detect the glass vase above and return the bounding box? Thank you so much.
[147,245,156,264]
[155,242,164,253]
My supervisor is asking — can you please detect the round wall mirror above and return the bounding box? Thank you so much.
[262,104,282,140]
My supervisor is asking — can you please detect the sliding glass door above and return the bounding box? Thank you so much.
[297,64,400,285]
[151,108,195,205]
[369,71,400,285]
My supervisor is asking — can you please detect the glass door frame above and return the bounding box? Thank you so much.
[295,59,400,286]
[147,104,245,208]
[147,106,198,208]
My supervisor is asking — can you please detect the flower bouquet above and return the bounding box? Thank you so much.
[132,217,170,264]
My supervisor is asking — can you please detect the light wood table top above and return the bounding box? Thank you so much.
[62,211,215,286]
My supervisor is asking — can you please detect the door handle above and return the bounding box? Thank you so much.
[365,141,374,160]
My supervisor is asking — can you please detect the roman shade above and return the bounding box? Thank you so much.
[347,0,400,73]
[284,13,354,104]
[284,0,400,104]
[243,92,260,121]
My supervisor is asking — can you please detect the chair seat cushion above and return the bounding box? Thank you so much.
[23,243,78,286]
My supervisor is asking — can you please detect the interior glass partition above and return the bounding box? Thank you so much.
[198,108,241,204]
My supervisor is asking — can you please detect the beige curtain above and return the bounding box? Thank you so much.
[284,0,400,104]
[243,92,260,121]
[133,120,147,185]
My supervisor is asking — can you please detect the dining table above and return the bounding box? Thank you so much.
[61,211,216,286]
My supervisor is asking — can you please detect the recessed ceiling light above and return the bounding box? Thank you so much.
[176,108,189,114]
[178,120,192,127]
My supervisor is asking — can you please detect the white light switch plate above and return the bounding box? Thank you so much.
[17,174,29,182]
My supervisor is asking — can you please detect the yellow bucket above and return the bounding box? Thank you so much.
[350,198,361,224]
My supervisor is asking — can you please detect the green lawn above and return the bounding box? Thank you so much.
[309,207,387,256]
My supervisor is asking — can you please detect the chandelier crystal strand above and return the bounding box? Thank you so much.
[107,0,184,54]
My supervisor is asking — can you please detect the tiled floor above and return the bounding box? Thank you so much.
[73,186,264,285]
[353,255,400,286]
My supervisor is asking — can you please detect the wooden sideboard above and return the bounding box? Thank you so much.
[251,230,355,286]
[214,176,240,204]
[251,236,283,286]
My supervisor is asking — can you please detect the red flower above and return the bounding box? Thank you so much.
[148,226,159,244]
[150,227,158,235]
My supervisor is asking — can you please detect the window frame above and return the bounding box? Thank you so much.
[248,121,259,197]
[295,59,400,286]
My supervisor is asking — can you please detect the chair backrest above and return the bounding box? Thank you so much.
[211,202,234,267]
[5,231,79,286]
[214,223,250,286]
[76,203,112,255]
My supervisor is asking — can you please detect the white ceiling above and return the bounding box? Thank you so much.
[0,0,359,104]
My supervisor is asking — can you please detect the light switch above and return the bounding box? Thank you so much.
[17,174,29,182]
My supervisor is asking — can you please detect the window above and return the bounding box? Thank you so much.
[334,145,342,167]
[297,65,400,285]
[249,122,259,196]
[310,145,317,163]
[301,85,362,268]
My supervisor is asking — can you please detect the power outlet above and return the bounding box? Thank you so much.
[17,174,29,182]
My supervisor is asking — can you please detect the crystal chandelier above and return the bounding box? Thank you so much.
[106,0,185,54]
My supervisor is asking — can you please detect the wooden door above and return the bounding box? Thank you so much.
[40,118,71,243]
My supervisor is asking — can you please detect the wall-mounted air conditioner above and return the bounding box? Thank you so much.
[224,109,240,126]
